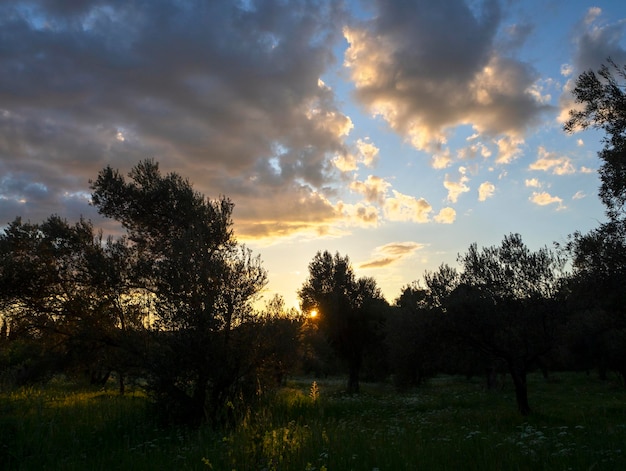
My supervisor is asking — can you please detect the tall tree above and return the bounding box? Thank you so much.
[299,251,386,393]
[90,159,267,424]
[564,61,626,382]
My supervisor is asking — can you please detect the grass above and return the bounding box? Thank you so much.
[1,373,625,470]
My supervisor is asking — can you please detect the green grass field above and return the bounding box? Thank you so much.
[1,373,625,470]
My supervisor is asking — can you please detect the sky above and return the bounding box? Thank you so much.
[1,0,626,309]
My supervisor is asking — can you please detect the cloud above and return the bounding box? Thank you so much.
[383,190,432,223]
[495,136,524,164]
[359,241,425,269]
[572,191,586,200]
[444,167,470,203]
[434,207,456,224]
[478,181,495,201]
[350,175,392,205]
[525,178,541,188]
[558,8,626,125]
[529,191,565,209]
[0,0,354,238]
[355,139,379,167]
[529,146,576,175]
[431,148,453,169]
[343,0,550,152]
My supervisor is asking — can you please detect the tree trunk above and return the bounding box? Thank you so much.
[509,363,531,415]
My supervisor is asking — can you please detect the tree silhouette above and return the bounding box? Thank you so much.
[299,251,386,393]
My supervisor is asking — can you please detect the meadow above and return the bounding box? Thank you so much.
[1,373,625,470]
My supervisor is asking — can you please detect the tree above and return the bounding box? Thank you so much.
[444,234,567,415]
[564,60,626,383]
[387,283,442,388]
[90,159,267,425]
[0,215,138,386]
[564,59,626,221]
[298,251,387,393]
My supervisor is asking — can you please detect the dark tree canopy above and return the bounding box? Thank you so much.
[90,159,267,425]
[445,234,567,415]
[299,251,387,393]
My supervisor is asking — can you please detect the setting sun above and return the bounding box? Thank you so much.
[310,309,318,318]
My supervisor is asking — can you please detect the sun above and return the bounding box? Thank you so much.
[310,309,318,318]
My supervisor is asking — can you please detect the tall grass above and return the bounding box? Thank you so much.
[1,373,625,470]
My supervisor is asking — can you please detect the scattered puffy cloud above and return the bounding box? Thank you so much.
[530,191,565,209]
[495,136,524,164]
[350,175,391,205]
[529,146,576,175]
[434,207,457,224]
[572,191,586,200]
[560,63,573,76]
[356,139,380,167]
[444,167,470,203]
[359,241,425,269]
[580,166,595,174]
[478,181,495,201]
[431,148,453,169]
[383,191,432,223]
[525,178,542,188]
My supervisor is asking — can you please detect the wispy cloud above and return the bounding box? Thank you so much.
[359,241,425,269]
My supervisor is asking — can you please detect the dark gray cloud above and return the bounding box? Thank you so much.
[344,0,550,149]
[0,0,350,233]
[573,9,626,72]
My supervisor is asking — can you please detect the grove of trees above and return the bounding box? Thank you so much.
[1,61,625,424]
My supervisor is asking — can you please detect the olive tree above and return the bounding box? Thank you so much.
[444,234,567,415]
[298,251,387,393]
[90,159,267,425]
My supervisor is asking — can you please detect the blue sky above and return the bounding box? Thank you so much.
[1,0,625,309]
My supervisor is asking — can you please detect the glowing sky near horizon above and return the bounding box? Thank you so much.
[1,0,625,309]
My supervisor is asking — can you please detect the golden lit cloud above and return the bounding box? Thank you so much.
[478,182,495,201]
[384,190,432,223]
[356,139,379,167]
[431,148,452,169]
[444,167,470,203]
[529,146,576,175]
[350,175,391,205]
[529,191,565,209]
[525,178,541,188]
[434,207,456,224]
[495,136,524,164]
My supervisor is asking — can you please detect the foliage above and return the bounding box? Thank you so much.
[0,215,143,387]
[90,159,268,425]
[564,59,626,221]
[441,234,568,415]
[298,251,388,393]
[564,60,626,384]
